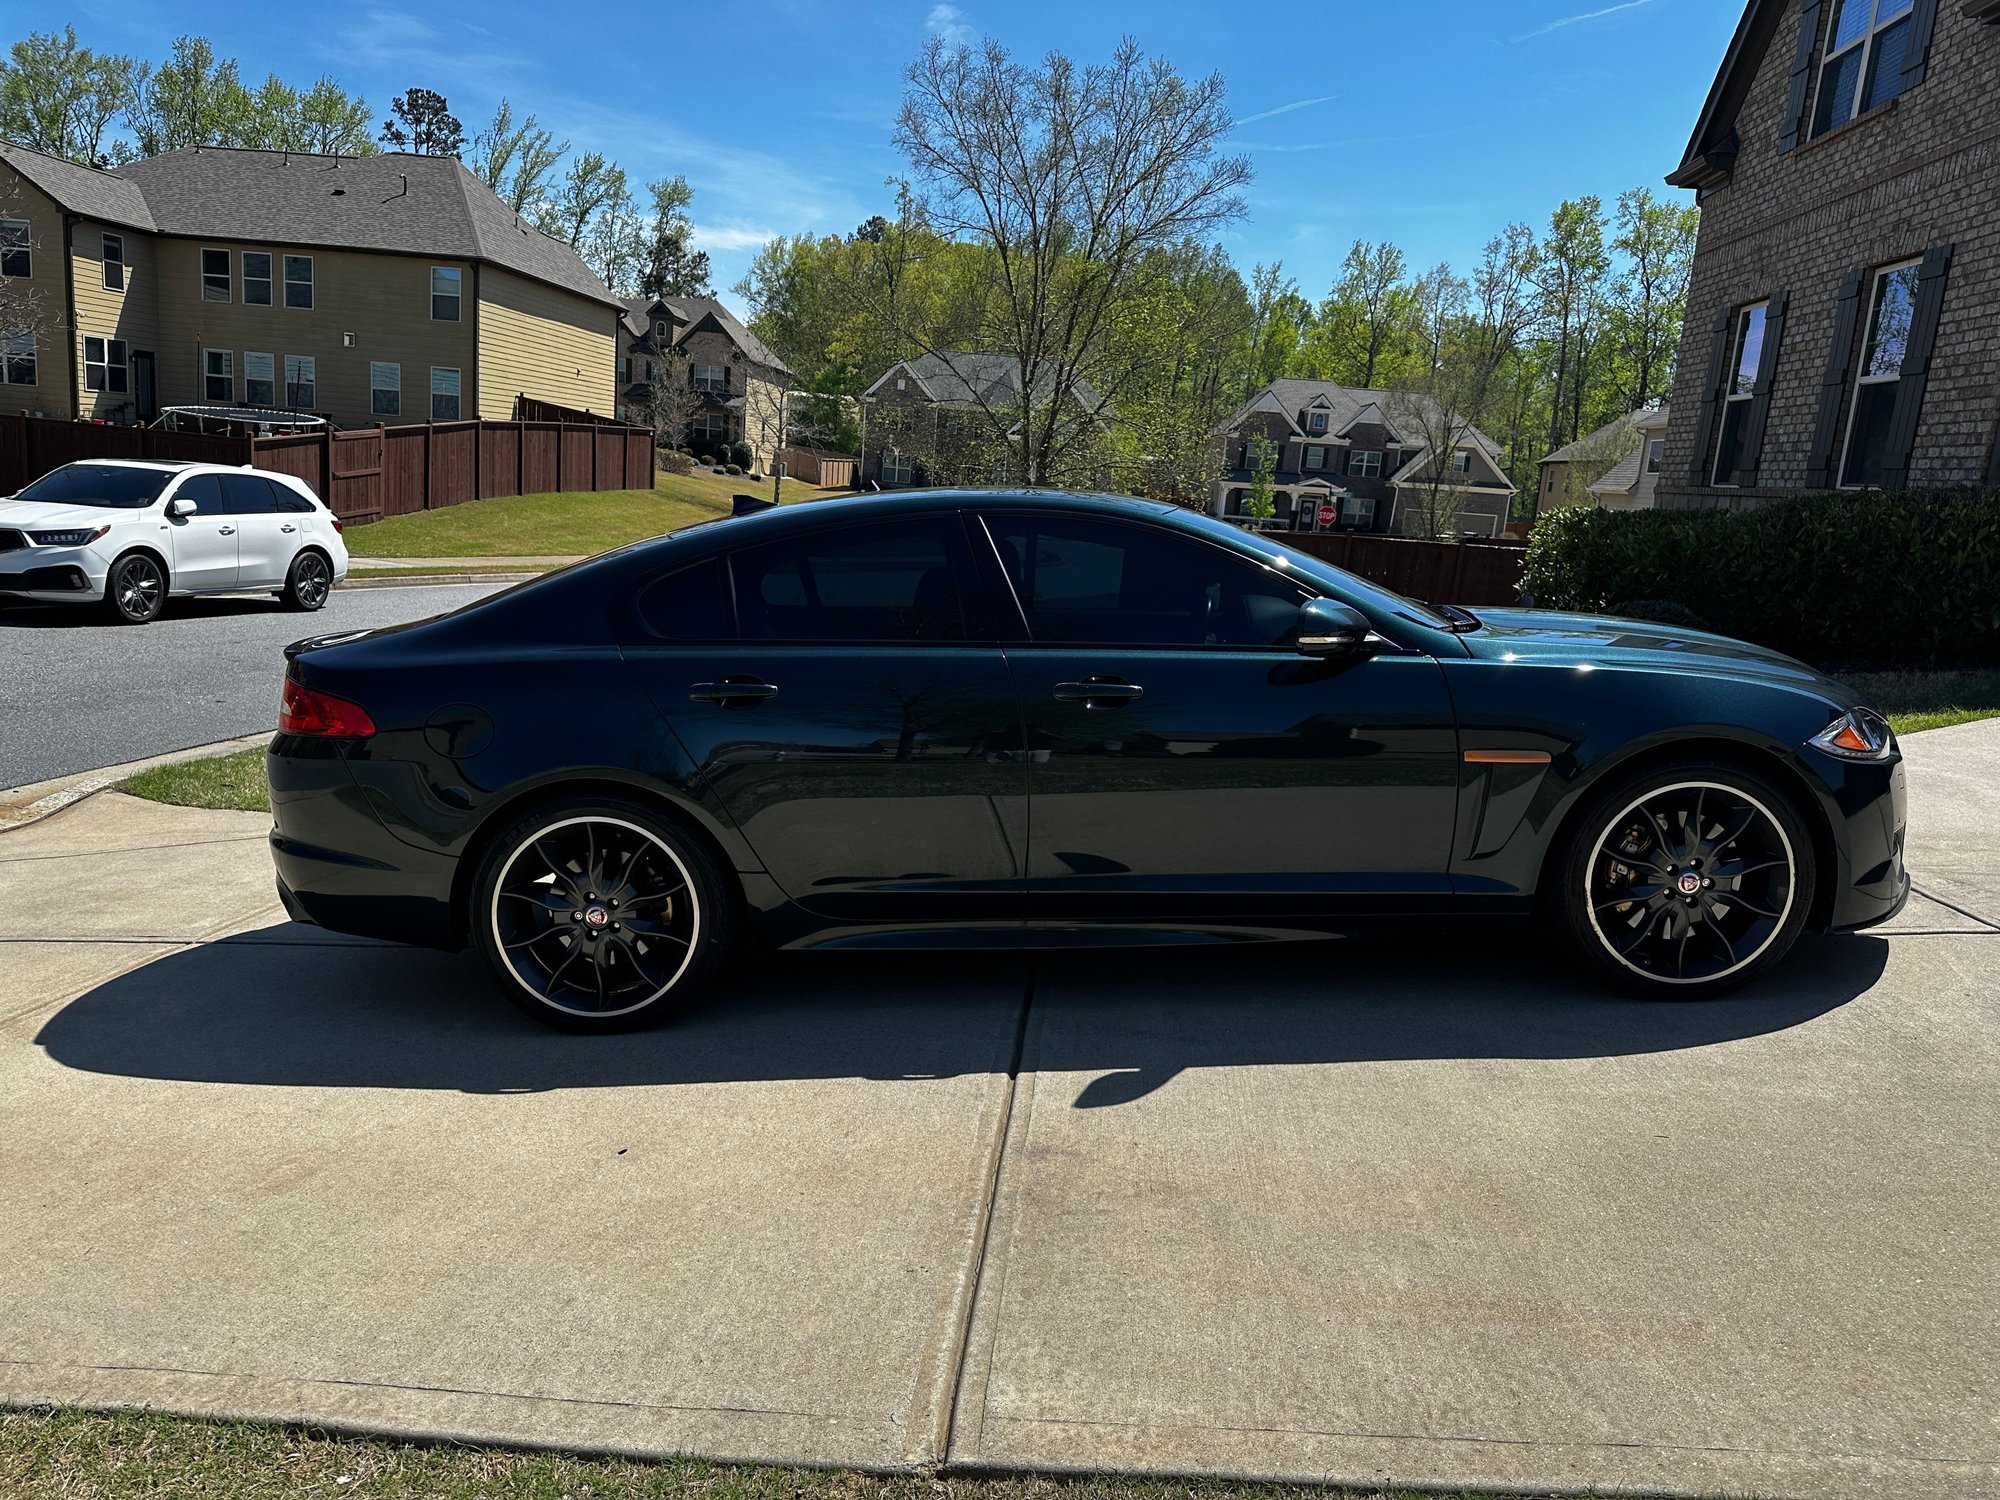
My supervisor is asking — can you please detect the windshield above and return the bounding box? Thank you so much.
[1173,509,1459,632]
[13,464,175,509]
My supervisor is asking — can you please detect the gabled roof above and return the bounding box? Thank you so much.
[863,350,1102,412]
[1667,0,1785,189]
[1541,406,1666,466]
[620,294,793,376]
[1214,378,1505,460]
[1334,400,1402,443]
[0,141,154,231]
[1590,445,1651,497]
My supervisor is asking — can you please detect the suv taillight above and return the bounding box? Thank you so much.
[280,678,376,737]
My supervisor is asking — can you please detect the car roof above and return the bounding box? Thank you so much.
[703,487,1180,535]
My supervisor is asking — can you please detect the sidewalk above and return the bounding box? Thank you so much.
[0,724,1994,1499]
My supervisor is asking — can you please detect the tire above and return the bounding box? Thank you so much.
[470,797,734,1032]
[280,549,332,611]
[1552,760,1816,998]
[103,551,167,624]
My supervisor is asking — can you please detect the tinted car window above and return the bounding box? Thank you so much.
[636,556,733,640]
[14,464,174,508]
[730,519,965,642]
[220,472,281,514]
[984,515,1308,647]
[170,473,226,513]
[265,478,315,513]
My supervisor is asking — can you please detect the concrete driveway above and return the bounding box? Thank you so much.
[0,724,1994,1500]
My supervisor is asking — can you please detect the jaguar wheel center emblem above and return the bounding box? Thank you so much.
[583,905,611,928]
[1677,872,1703,895]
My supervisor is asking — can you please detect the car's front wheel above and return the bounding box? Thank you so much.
[1554,761,1816,998]
[279,549,332,611]
[103,551,166,624]
[471,798,733,1032]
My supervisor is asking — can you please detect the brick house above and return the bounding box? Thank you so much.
[858,350,1105,489]
[1660,0,1998,507]
[0,141,621,428]
[615,295,793,471]
[1211,380,1515,536]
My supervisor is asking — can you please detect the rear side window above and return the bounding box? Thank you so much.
[636,556,733,640]
[220,472,281,514]
[729,519,966,642]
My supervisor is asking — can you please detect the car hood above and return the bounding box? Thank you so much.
[0,499,144,529]
[1460,607,1854,699]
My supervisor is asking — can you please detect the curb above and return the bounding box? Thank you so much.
[337,572,540,589]
[0,733,270,835]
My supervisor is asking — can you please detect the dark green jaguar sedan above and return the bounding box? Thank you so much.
[266,490,1908,1030]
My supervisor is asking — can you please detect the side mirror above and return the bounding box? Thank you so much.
[167,495,197,517]
[1296,597,1376,658]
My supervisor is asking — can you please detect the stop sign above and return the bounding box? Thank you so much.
[1317,504,1338,528]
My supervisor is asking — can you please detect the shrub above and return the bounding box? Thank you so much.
[725,463,742,476]
[1522,487,2000,664]
[698,453,716,467]
[1609,599,1715,632]
[730,441,753,470]
[657,448,694,476]
[747,471,763,482]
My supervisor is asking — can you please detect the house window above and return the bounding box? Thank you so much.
[690,411,728,450]
[204,349,233,400]
[244,352,275,406]
[83,336,129,394]
[1348,449,1382,478]
[0,219,27,279]
[1840,259,1921,488]
[693,362,726,394]
[283,254,314,309]
[430,366,460,420]
[1303,444,1326,470]
[1813,0,1917,137]
[284,354,316,409]
[101,234,125,292]
[1450,450,1471,476]
[1545,471,1557,494]
[1711,300,1770,485]
[882,451,915,485]
[1306,410,1328,434]
[654,319,669,338]
[370,361,400,417]
[2,333,35,386]
[1340,492,1376,527]
[618,356,631,382]
[202,248,231,302]
[243,251,271,306]
[1647,438,1665,473]
[431,266,461,321]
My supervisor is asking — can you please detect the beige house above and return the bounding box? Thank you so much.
[0,142,620,428]
[616,295,793,470]
[1536,406,1669,512]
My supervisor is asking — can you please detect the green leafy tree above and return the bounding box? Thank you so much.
[378,85,462,155]
[0,27,137,165]
[638,175,713,298]
[1607,186,1699,409]
[1245,434,1277,521]
[128,36,251,156]
[538,151,626,249]
[469,99,566,213]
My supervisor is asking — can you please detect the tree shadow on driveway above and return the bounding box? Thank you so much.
[32,921,1890,1105]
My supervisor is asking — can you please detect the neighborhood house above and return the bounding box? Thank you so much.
[616,293,794,471]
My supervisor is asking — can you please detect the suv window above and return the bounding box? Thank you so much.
[264,477,316,513]
[636,556,733,640]
[219,472,281,514]
[983,514,1309,647]
[730,519,966,642]
[171,473,226,513]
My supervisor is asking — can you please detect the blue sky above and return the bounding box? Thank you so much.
[49,0,1739,314]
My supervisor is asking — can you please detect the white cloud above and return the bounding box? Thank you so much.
[1234,94,1342,127]
[691,224,781,252]
[925,4,974,44]
[1507,0,1656,44]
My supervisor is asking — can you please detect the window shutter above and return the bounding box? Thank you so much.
[1880,243,1952,489]
[1900,0,1940,91]
[1734,290,1789,484]
[1688,306,1735,485]
[1807,269,1867,488]
[1780,0,1825,152]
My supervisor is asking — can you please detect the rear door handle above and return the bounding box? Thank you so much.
[1054,677,1143,706]
[689,678,779,704]
[280,523,297,533]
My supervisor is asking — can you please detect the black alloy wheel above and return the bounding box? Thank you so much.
[281,550,331,611]
[104,552,166,624]
[473,800,732,1031]
[1557,764,1814,996]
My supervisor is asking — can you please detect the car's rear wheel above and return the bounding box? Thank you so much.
[103,551,166,624]
[471,799,733,1032]
[1554,762,1816,998]
[279,549,331,611]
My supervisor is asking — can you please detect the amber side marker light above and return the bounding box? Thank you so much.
[1463,749,1552,765]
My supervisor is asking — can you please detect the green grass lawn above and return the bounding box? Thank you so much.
[116,747,268,813]
[345,469,850,559]
[1840,667,2000,736]
[0,1408,1552,1500]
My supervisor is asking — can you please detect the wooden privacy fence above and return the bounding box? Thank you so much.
[1,411,653,527]
[1274,529,1528,605]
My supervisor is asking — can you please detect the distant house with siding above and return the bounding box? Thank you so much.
[0,141,621,429]
[1537,406,1669,512]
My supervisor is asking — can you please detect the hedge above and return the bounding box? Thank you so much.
[1520,487,2000,665]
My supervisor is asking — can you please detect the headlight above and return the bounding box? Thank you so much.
[1809,707,1895,761]
[30,526,110,546]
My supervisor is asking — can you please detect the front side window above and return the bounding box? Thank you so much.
[1303,444,1326,470]
[0,219,27,279]
[984,514,1311,649]
[1840,259,1920,488]
[101,234,124,292]
[202,247,231,302]
[690,412,728,450]
[693,362,725,394]
[1341,492,1376,527]
[204,348,232,400]
[430,366,460,420]
[730,519,966,643]
[431,265,461,321]
[1711,300,1770,485]
[1813,0,1916,136]
[283,254,313,309]
[243,251,272,306]
[3,332,35,386]
[244,352,275,406]
[371,361,401,417]
[1348,449,1382,478]
[284,353,316,410]
[881,451,914,485]
[83,336,128,393]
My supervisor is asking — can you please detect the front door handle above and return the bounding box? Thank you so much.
[218,525,237,536]
[689,677,779,705]
[1054,677,1144,707]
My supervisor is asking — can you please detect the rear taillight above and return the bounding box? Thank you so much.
[280,678,376,737]
[330,515,344,534]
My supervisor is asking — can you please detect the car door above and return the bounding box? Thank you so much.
[977,510,1460,924]
[226,473,296,588]
[163,473,238,592]
[618,513,1030,923]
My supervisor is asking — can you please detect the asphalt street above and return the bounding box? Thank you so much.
[0,584,505,787]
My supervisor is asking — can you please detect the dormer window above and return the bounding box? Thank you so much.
[1450,450,1471,476]
[1305,409,1328,434]
[1812,0,1916,137]
[655,319,669,338]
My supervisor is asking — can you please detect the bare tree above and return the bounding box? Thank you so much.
[641,348,703,454]
[1387,352,1484,541]
[469,99,567,214]
[0,180,48,384]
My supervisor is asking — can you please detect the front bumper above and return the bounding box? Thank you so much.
[0,543,110,601]
[1819,751,1909,932]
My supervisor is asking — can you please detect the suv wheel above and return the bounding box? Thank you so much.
[280,550,331,611]
[104,551,166,624]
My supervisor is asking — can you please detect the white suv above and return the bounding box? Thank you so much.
[0,459,350,624]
